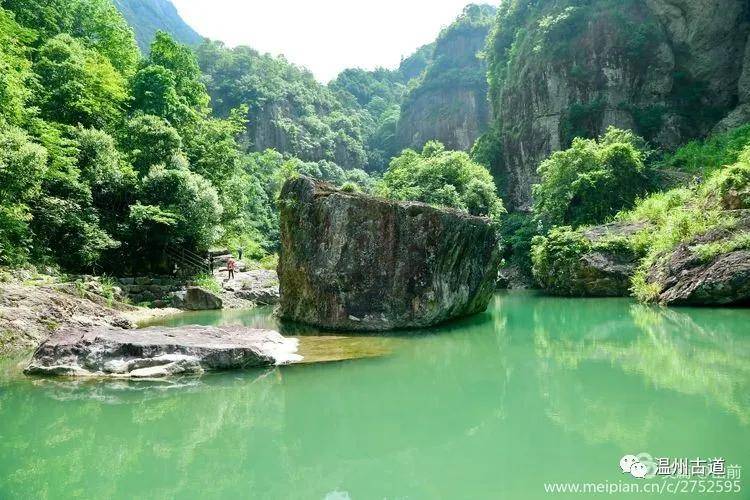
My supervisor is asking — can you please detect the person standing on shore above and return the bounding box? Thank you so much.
[227,257,236,280]
[238,246,243,261]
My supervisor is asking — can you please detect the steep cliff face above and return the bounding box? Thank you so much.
[114,0,202,52]
[396,4,496,152]
[398,85,491,152]
[487,0,750,210]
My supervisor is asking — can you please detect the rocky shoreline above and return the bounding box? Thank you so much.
[0,268,280,358]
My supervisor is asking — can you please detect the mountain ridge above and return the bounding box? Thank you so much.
[114,0,202,52]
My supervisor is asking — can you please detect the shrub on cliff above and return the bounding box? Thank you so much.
[379,141,505,221]
[660,124,750,175]
[531,224,645,296]
[533,127,651,229]
[531,226,590,294]
[617,146,750,302]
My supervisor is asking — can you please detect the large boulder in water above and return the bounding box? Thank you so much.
[277,176,501,331]
[24,325,301,378]
[183,286,222,310]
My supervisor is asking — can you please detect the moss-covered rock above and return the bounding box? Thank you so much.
[644,217,750,305]
[277,176,501,331]
[532,222,647,296]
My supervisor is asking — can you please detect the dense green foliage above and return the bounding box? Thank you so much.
[533,127,651,229]
[530,226,591,295]
[530,127,750,301]
[497,211,538,278]
[658,124,750,175]
[617,146,750,301]
[379,141,504,221]
[0,1,378,272]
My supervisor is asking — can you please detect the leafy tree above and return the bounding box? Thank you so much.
[0,8,35,126]
[69,0,139,77]
[26,125,119,270]
[119,114,183,175]
[182,115,243,185]
[33,34,127,129]
[130,32,211,131]
[130,65,183,124]
[533,127,651,228]
[2,0,74,41]
[0,125,48,265]
[4,0,138,76]
[74,127,137,234]
[139,166,222,252]
[379,141,505,220]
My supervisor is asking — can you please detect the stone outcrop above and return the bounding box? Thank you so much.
[218,269,280,309]
[646,219,750,305]
[25,325,301,378]
[183,286,222,310]
[534,222,647,297]
[397,87,491,152]
[490,0,750,210]
[277,176,501,331]
[0,275,138,356]
[576,223,647,296]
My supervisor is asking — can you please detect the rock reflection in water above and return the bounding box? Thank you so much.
[294,336,396,364]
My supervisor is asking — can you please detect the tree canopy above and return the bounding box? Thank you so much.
[379,141,505,221]
[533,127,651,229]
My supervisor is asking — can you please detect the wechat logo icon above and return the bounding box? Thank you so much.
[620,453,657,479]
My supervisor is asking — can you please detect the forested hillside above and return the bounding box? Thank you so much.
[194,40,424,173]
[397,4,496,152]
[168,3,495,172]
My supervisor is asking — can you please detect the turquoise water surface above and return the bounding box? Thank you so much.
[1,292,748,499]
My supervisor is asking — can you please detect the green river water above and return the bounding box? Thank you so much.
[1,292,749,499]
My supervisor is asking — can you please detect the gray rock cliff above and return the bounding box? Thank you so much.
[490,0,750,210]
[396,5,495,152]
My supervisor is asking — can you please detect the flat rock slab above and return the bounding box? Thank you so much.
[25,326,301,378]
